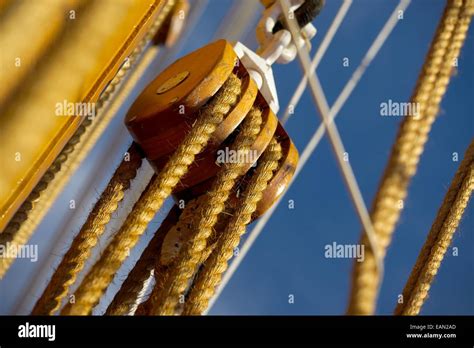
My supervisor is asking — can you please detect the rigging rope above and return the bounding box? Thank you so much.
[31,144,143,315]
[182,137,282,315]
[147,106,263,315]
[60,74,242,315]
[347,0,474,315]
[105,205,186,316]
[395,139,474,315]
[133,195,217,315]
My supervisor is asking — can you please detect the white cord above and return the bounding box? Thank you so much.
[280,0,353,125]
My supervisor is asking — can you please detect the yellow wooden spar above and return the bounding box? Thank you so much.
[0,0,176,233]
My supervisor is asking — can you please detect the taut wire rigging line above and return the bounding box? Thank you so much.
[280,0,352,125]
[278,0,387,309]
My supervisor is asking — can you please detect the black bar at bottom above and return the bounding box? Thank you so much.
[0,315,472,346]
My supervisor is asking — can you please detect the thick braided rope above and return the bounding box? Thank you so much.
[148,107,263,315]
[31,144,143,315]
[182,138,282,315]
[133,195,227,316]
[104,229,162,315]
[348,0,474,315]
[105,203,191,316]
[60,74,242,315]
[395,140,474,315]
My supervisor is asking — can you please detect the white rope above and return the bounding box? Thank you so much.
[280,0,353,125]
[283,0,385,304]
[206,0,410,313]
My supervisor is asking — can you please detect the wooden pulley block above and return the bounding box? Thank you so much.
[125,39,298,218]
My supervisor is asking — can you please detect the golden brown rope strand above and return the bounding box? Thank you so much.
[105,205,181,315]
[133,197,207,316]
[61,74,242,315]
[183,138,282,315]
[148,107,263,315]
[31,144,143,315]
[347,0,474,315]
[395,140,474,315]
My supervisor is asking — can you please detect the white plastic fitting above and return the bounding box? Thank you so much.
[233,0,318,114]
[233,41,280,113]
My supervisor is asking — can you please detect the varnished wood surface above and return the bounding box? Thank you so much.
[256,123,298,216]
[125,39,237,160]
[209,74,259,149]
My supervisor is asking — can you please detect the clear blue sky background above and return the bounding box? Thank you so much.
[2,0,472,315]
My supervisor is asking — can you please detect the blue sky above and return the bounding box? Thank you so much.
[2,0,472,315]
